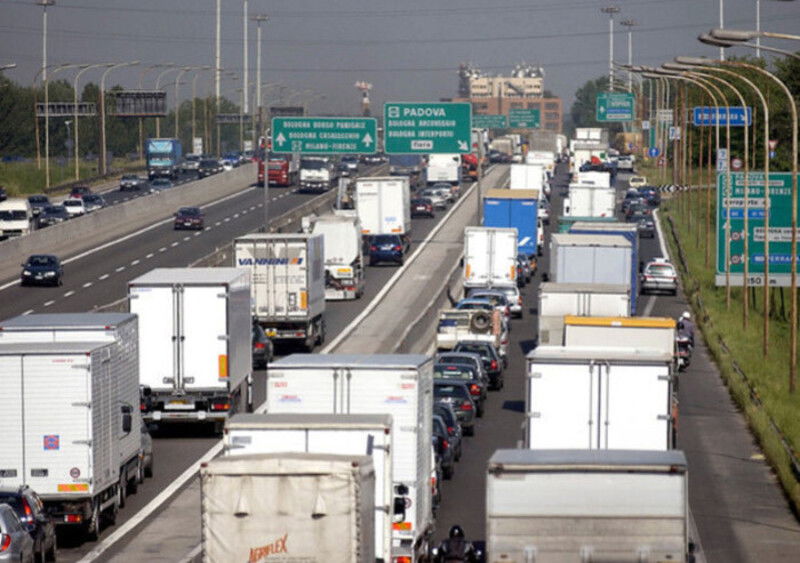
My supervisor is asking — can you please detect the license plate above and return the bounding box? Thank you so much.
[266,329,277,337]
[381,245,393,250]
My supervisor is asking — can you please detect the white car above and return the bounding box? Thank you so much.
[62,197,87,217]
[418,187,448,209]
[629,175,648,189]
[618,155,635,171]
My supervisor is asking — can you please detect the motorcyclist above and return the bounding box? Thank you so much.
[434,525,478,562]
[677,311,695,346]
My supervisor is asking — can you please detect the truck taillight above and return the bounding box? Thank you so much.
[460,402,473,411]
[442,439,449,450]
[210,400,230,411]
[64,514,82,524]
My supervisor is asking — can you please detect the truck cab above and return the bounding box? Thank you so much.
[299,157,337,193]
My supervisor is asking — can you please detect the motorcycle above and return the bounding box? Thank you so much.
[676,333,693,372]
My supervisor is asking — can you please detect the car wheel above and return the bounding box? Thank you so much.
[145,458,153,478]
[443,464,454,480]
[464,425,475,437]
[57,277,62,287]
[127,462,140,495]
[477,403,484,418]
[45,539,57,562]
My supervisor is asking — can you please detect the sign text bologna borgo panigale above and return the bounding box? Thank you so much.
[384,102,472,154]
[271,117,377,154]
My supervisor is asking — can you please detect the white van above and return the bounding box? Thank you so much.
[0,198,33,237]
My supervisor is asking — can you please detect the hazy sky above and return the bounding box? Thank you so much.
[2,0,800,115]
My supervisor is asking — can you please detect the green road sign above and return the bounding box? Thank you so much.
[271,117,377,154]
[716,171,798,286]
[384,102,471,154]
[472,114,508,129]
[508,108,541,129]
[596,92,635,122]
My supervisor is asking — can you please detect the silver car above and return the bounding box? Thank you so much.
[0,504,34,563]
[640,259,678,295]
[418,187,448,209]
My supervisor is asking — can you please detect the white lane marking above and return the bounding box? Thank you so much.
[131,259,140,266]
[653,209,670,258]
[233,213,240,218]
[63,290,75,298]
[642,295,657,317]
[159,247,167,252]
[241,210,247,215]
[98,274,109,280]
[194,231,202,236]
[115,266,125,272]
[215,221,221,226]
[22,309,34,316]
[177,544,202,563]
[43,300,55,307]
[183,236,191,241]
[171,241,179,247]
[83,282,93,288]
[249,205,256,210]
[146,253,154,259]
[204,226,211,231]
[223,217,230,222]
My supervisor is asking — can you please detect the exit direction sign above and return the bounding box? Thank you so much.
[472,114,508,129]
[384,102,472,154]
[508,108,541,129]
[271,117,377,154]
[596,92,635,122]
[693,106,752,127]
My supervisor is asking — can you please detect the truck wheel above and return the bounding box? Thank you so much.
[145,458,154,479]
[118,477,126,509]
[106,492,119,526]
[85,501,101,541]
[127,462,139,495]
[45,540,57,562]
[316,320,326,346]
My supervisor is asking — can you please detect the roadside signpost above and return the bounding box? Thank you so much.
[648,146,661,158]
[270,117,377,154]
[656,109,674,124]
[716,172,797,286]
[508,108,540,128]
[595,92,635,122]
[717,148,729,172]
[693,106,752,127]
[384,102,471,154]
[472,114,508,129]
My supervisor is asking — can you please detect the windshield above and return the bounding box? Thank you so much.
[28,256,55,266]
[301,159,327,170]
[200,160,218,167]
[63,200,82,207]
[647,264,675,276]
[435,383,468,399]
[389,155,421,166]
[455,344,490,358]
[0,210,28,220]
[29,196,48,203]
[178,208,200,216]
[456,302,492,311]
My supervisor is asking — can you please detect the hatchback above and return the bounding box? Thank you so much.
[368,234,407,266]
[432,415,456,479]
[82,193,106,212]
[628,175,647,189]
[0,503,35,563]
[453,340,504,390]
[434,362,487,417]
[410,198,434,218]
[417,187,448,210]
[27,195,50,217]
[252,323,274,369]
[37,205,69,228]
[0,487,56,563]
[433,380,476,436]
[641,259,678,295]
[20,255,63,287]
[433,402,463,460]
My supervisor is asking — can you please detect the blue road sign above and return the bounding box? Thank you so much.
[648,146,661,158]
[693,106,752,127]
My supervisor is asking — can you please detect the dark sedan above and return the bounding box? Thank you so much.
[27,195,50,217]
[198,159,222,177]
[21,254,63,286]
[37,204,69,228]
[637,217,656,238]
[453,340,505,390]
[0,486,57,562]
[434,362,487,417]
[434,379,477,436]
[252,323,274,369]
[411,197,435,218]
[173,207,204,230]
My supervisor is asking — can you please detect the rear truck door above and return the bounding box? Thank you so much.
[0,354,24,488]
[490,230,517,286]
[465,230,490,286]
[130,284,178,392]
[182,284,229,392]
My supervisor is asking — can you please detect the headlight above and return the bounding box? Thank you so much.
[23,270,31,275]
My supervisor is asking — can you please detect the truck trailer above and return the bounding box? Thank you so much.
[482,189,539,258]
[549,234,632,294]
[305,213,366,300]
[356,176,412,239]
[463,226,518,291]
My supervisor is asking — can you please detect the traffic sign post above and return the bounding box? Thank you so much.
[648,146,661,158]
[508,108,540,128]
[596,92,635,122]
[472,114,507,129]
[271,117,377,154]
[693,106,752,127]
[716,172,798,286]
[384,102,471,154]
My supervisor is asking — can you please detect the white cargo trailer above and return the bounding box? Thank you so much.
[537,282,631,345]
[564,316,677,357]
[355,176,412,237]
[0,341,140,539]
[306,214,366,300]
[563,184,616,218]
[526,346,676,450]
[486,449,694,563]
[234,233,326,350]
[426,154,461,186]
[509,164,543,191]
[224,413,395,562]
[463,226,518,290]
[549,234,632,287]
[265,354,433,562]
[201,453,375,563]
[128,268,252,429]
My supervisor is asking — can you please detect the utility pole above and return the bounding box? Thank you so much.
[39,0,55,188]
[601,6,620,92]
[242,0,249,116]
[252,14,268,142]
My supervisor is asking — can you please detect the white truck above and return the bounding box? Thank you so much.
[128,268,252,430]
[356,176,412,239]
[265,354,434,562]
[0,198,33,238]
[537,282,631,345]
[299,156,338,192]
[426,154,461,186]
[576,170,611,187]
[509,164,543,192]
[549,234,632,287]
[0,340,140,539]
[224,413,396,562]
[486,449,694,563]
[564,316,677,357]
[526,346,676,450]
[563,184,616,218]
[305,213,366,300]
[234,233,326,350]
[201,452,375,563]
[489,137,514,158]
[463,226,518,291]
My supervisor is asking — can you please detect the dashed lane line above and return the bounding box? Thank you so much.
[43,300,54,307]
[146,253,155,259]
[170,241,180,247]
[63,290,75,298]
[131,260,140,266]
[22,309,33,316]
[98,274,109,280]
[83,282,93,288]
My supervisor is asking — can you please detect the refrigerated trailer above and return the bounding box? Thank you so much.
[265,354,434,563]
[224,414,395,562]
[0,341,140,539]
[306,213,366,300]
[463,226,518,291]
[564,316,677,357]
[355,176,412,238]
[128,268,252,430]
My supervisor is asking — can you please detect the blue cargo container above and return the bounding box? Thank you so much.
[569,221,640,314]
[483,189,539,258]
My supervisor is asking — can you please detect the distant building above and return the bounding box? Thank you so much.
[452,97,563,134]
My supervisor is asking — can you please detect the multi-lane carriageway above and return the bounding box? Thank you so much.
[2,162,800,562]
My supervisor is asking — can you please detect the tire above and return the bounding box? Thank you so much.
[443,465,454,480]
[127,463,139,495]
[464,425,475,437]
[477,403,485,418]
[145,458,153,478]
[45,540,57,562]
[85,500,100,541]
[137,458,145,484]
[117,479,126,509]
[36,544,46,563]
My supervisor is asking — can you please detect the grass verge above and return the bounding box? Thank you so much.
[0,159,144,197]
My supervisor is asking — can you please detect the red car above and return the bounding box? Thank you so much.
[173,206,204,230]
[411,197,434,218]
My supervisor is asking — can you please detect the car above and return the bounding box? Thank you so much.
[431,415,457,479]
[621,189,642,214]
[433,402,463,460]
[20,254,63,287]
[198,159,222,177]
[27,195,50,217]
[139,421,154,480]
[149,178,173,191]
[0,503,35,563]
[628,175,647,189]
[181,154,201,173]
[478,284,524,318]
[252,322,274,369]
[368,234,408,266]
[538,199,550,224]
[625,200,651,221]
[410,197,435,218]
[119,174,144,191]
[434,362,487,417]
[37,205,69,228]
[455,298,509,328]
[361,152,386,165]
[463,291,511,324]
[173,206,204,230]
[0,487,57,563]
[417,187,448,210]
[429,182,457,203]
[640,258,678,295]
[637,217,656,238]
[82,193,106,213]
[617,154,635,171]
[62,197,86,217]
[223,152,242,166]
[637,186,662,207]
[68,185,92,199]
[339,156,359,175]
[453,340,504,390]
[220,159,234,172]
[433,379,476,436]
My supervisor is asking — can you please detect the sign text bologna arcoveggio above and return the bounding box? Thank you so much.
[384,102,471,154]
[271,117,377,154]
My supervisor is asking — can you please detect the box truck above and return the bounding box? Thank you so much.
[146,138,182,180]
[509,164,543,192]
[575,170,611,187]
[569,221,640,313]
[537,282,631,345]
[483,189,539,258]
[356,177,412,238]
[265,354,434,562]
[426,154,461,186]
[129,268,252,429]
[0,341,140,539]
[564,316,677,357]
[224,414,395,562]
[305,213,365,300]
[563,184,616,218]
[201,453,375,563]
[486,449,694,563]
[463,226,518,290]
[526,346,676,450]
[549,234,633,300]
[234,234,326,350]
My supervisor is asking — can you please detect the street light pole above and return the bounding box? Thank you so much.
[38,0,55,188]
[154,66,179,138]
[620,20,637,92]
[73,63,110,180]
[719,0,725,60]
[99,61,139,175]
[251,14,268,142]
[242,0,249,116]
[174,67,192,141]
[601,6,621,91]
